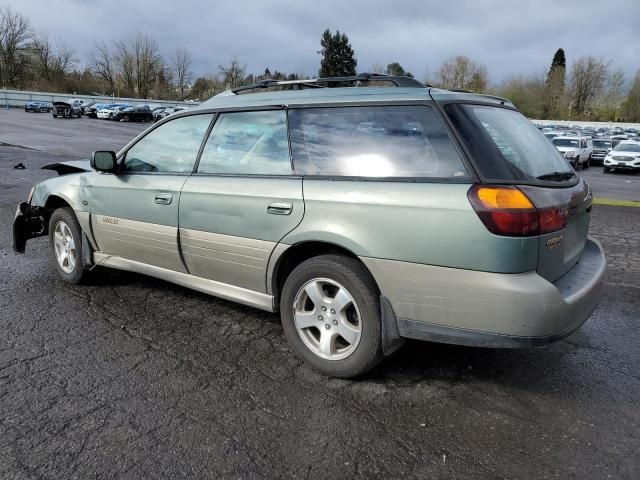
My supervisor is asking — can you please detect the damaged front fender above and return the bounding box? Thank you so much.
[13,202,46,253]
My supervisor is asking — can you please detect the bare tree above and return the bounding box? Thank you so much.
[219,56,246,89]
[0,6,31,88]
[171,47,192,99]
[436,56,487,92]
[115,33,161,97]
[32,34,75,82]
[570,56,608,116]
[91,40,117,94]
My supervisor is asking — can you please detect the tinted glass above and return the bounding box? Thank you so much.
[446,104,574,183]
[198,110,291,175]
[552,138,579,147]
[289,106,468,178]
[123,114,213,173]
[593,140,611,148]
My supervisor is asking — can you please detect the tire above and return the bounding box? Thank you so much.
[52,113,57,118]
[603,167,611,173]
[584,154,591,168]
[123,115,129,122]
[279,254,384,378]
[48,208,87,284]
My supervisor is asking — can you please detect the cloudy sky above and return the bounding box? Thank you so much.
[7,0,640,84]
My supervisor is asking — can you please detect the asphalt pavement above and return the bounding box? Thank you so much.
[1,109,639,479]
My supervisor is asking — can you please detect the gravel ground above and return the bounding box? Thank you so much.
[0,112,639,479]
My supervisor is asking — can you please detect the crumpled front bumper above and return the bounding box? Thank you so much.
[12,202,46,253]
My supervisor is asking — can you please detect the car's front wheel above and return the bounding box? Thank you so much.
[49,208,87,284]
[280,254,384,378]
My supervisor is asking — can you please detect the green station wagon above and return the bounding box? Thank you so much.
[13,74,606,378]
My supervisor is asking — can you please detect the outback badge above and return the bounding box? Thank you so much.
[546,235,563,250]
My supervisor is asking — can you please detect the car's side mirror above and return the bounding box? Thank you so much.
[91,151,118,173]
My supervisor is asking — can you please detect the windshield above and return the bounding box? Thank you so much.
[445,104,574,183]
[593,140,611,148]
[552,138,579,147]
[613,143,640,153]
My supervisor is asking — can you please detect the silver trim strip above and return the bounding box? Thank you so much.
[93,252,275,312]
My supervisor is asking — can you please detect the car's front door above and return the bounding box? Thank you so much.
[88,113,214,272]
[178,109,303,293]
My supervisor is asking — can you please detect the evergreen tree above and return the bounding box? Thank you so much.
[543,48,566,118]
[318,29,357,78]
[385,62,413,78]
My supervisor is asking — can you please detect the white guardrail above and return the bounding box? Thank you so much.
[0,88,199,109]
[531,119,640,130]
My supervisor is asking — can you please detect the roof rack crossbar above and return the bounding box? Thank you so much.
[230,73,425,94]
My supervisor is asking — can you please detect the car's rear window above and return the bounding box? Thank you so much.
[445,104,575,183]
[289,106,469,178]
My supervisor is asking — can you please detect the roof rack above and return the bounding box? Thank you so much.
[230,73,426,94]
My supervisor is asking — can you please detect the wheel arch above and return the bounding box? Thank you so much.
[269,240,381,306]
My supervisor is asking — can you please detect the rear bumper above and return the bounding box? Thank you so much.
[361,237,606,348]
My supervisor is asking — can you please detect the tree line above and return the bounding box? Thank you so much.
[1,6,638,121]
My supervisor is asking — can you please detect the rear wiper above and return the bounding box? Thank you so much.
[536,171,576,181]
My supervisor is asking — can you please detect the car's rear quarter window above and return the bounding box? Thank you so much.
[445,104,575,183]
[289,106,469,178]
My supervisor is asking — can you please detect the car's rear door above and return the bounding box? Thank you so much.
[178,109,303,293]
[88,113,214,272]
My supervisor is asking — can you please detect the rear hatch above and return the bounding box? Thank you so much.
[441,100,591,282]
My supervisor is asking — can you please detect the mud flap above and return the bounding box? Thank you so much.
[381,296,405,356]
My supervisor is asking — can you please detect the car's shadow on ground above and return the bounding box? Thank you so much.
[81,266,587,393]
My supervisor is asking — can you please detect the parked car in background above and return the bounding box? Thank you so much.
[52,100,83,118]
[603,140,640,173]
[24,101,51,113]
[112,105,154,122]
[81,102,97,115]
[591,139,612,165]
[12,75,606,378]
[84,103,105,118]
[543,131,562,141]
[551,136,593,168]
[96,104,131,119]
[153,106,186,122]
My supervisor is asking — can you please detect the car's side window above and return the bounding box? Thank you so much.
[289,105,469,178]
[122,114,213,173]
[197,110,292,175]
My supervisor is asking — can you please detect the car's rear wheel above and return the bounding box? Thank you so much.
[280,254,384,378]
[49,208,87,284]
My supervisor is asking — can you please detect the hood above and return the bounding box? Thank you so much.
[53,101,71,107]
[555,146,576,153]
[42,159,93,176]
[610,151,640,159]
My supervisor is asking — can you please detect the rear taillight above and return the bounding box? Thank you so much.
[468,185,567,237]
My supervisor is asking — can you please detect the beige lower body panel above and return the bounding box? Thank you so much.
[360,254,597,338]
[179,228,274,293]
[93,252,274,312]
[91,216,186,273]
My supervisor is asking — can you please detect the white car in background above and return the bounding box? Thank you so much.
[551,136,593,168]
[603,140,640,173]
[97,106,127,120]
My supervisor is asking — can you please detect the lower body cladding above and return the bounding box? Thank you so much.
[361,237,606,348]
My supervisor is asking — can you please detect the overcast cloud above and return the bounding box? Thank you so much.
[6,0,640,84]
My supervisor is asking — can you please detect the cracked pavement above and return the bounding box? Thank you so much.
[1,111,639,479]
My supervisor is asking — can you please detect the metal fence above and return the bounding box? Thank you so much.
[0,88,199,109]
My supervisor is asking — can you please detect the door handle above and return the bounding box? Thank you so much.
[155,192,173,205]
[267,201,293,215]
